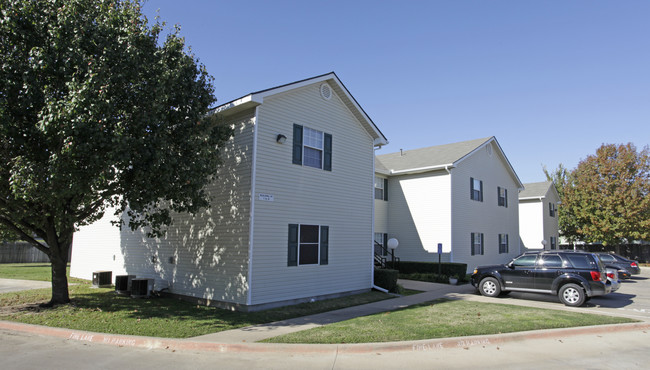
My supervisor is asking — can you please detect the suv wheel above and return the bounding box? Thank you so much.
[559,283,586,307]
[478,277,501,297]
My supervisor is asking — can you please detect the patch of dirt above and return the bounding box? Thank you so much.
[0,301,49,315]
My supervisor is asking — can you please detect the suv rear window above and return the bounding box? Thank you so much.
[566,254,597,269]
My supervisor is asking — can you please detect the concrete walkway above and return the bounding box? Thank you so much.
[0,278,50,293]
[189,279,476,343]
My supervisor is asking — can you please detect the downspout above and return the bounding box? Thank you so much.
[246,106,260,306]
[371,146,381,291]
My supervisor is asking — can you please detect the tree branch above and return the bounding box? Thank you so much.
[0,216,50,255]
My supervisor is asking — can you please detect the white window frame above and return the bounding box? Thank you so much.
[302,127,324,169]
[471,178,483,201]
[374,176,384,200]
[498,187,508,207]
[499,233,509,254]
[298,224,320,265]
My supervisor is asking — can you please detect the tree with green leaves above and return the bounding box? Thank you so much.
[562,143,650,246]
[0,0,231,305]
[543,163,581,244]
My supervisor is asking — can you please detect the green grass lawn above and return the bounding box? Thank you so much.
[0,263,393,338]
[263,298,639,344]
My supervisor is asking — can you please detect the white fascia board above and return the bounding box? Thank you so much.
[456,137,524,190]
[213,95,263,115]
[519,196,545,201]
[389,164,455,175]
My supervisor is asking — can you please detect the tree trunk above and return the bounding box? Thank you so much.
[44,232,72,306]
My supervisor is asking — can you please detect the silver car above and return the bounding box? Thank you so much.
[606,267,620,292]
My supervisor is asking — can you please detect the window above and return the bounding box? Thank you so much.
[497,187,508,207]
[549,202,556,217]
[374,232,388,256]
[538,254,563,268]
[470,177,483,201]
[550,236,557,250]
[374,177,388,200]
[287,224,329,266]
[471,232,484,255]
[498,234,509,254]
[292,124,332,171]
[512,254,537,267]
[599,254,616,263]
[566,254,597,269]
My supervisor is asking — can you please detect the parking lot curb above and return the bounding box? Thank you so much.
[2,320,649,354]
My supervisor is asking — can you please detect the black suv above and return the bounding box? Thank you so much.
[471,251,611,307]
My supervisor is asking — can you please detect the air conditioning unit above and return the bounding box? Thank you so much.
[130,278,154,298]
[114,275,136,295]
[92,271,112,288]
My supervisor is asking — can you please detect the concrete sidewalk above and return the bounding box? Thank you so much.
[189,279,476,343]
[0,278,51,293]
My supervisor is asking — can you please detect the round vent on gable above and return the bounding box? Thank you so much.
[320,83,332,100]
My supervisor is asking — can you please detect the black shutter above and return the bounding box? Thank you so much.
[497,187,501,206]
[504,188,508,208]
[481,233,485,255]
[479,180,483,202]
[320,226,329,265]
[470,177,474,200]
[323,133,332,171]
[288,224,298,266]
[383,233,388,251]
[383,178,388,201]
[292,124,303,165]
[471,233,475,255]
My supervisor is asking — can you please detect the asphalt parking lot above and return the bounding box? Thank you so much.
[461,269,650,322]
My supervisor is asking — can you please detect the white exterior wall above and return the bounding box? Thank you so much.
[450,142,521,272]
[248,82,375,305]
[388,170,452,263]
[519,200,544,250]
[374,176,389,234]
[71,111,256,306]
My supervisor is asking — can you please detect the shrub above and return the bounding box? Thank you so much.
[374,268,399,292]
[387,261,467,278]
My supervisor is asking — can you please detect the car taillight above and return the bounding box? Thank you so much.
[590,271,603,281]
[631,262,638,268]
[606,272,615,279]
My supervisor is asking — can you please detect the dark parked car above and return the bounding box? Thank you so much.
[596,253,641,276]
[471,251,611,307]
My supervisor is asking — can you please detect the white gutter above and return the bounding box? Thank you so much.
[389,163,455,175]
[246,106,260,306]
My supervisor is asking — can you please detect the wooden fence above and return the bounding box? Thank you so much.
[0,242,50,263]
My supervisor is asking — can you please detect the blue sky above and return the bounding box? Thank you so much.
[142,0,650,184]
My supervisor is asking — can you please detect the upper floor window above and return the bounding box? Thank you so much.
[292,124,332,171]
[375,176,388,200]
[549,202,556,217]
[550,236,557,250]
[470,177,483,202]
[498,187,508,207]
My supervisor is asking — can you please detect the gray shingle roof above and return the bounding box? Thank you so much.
[375,137,493,172]
[519,181,553,199]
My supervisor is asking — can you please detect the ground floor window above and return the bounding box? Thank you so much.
[471,232,484,255]
[550,236,557,250]
[499,234,509,254]
[374,232,388,256]
[288,224,329,266]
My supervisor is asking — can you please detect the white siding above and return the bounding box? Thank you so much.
[519,200,544,250]
[71,111,255,305]
[249,82,375,305]
[374,175,389,234]
[388,171,452,262]
[451,141,521,272]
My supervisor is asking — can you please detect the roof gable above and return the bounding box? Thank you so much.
[376,136,523,188]
[213,72,387,146]
[519,181,559,200]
